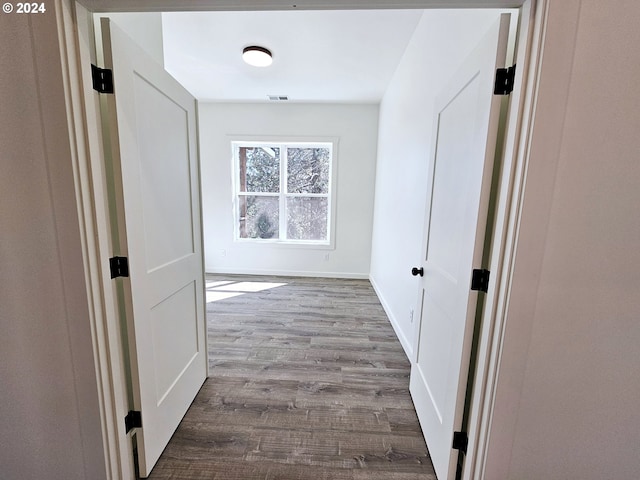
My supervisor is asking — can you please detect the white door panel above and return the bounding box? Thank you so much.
[134,74,195,271]
[410,14,511,480]
[101,19,207,478]
[149,281,199,401]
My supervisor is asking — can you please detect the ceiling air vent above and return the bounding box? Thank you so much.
[268,95,289,101]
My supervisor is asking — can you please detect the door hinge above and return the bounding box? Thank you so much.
[471,269,490,293]
[109,256,129,279]
[494,64,516,95]
[91,64,114,94]
[452,431,468,454]
[124,410,142,433]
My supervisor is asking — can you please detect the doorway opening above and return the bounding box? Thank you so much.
[63,1,536,478]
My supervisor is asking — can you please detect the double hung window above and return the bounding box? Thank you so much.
[233,141,335,245]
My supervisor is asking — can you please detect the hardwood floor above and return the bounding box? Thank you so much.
[147,275,436,480]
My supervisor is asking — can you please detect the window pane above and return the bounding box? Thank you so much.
[238,147,280,193]
[238,196,279,239]
[287,147,330,194]
[286,197,328,241]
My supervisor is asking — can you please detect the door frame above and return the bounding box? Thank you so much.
[56,1,548,478]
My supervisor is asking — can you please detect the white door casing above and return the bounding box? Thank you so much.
[100,19,207,478]
[410,14,511,480]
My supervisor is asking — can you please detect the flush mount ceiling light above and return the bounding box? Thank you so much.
[242,46,273,67]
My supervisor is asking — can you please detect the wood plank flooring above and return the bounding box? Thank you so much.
[147,275,436,480]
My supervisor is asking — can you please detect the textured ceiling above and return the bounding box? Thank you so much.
[161,10,424,103]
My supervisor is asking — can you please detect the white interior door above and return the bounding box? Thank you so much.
[409,15,511,480]
[101,19,207,477]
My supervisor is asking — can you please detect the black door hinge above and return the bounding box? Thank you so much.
[452,431,468,454]
[125,410,142,433]
[494,64,516,95]
[91,64,114,94]
[471,269,490,293]
[109,256,129,279]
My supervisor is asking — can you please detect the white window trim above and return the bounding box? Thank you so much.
[230,136,339,248]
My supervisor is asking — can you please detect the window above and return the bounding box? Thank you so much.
[233,140,336,245]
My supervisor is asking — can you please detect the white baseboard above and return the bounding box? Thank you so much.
[369,275,414,360]
[205,267,369,280]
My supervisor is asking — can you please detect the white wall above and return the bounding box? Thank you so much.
[370,9,505,357]
[96,12,165,66]
[199,102,379,278]
[0,11,106,480]
[486,1,640,478]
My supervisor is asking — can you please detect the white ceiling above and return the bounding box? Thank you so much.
[161,10,424,103]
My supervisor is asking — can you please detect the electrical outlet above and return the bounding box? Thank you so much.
[220,249,226,257]
[324,253,330,261]
[409,308,414,323]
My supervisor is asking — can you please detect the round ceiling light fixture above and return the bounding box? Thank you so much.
[242,46,273,67]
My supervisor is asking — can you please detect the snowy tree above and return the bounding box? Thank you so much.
[237,144,331,241]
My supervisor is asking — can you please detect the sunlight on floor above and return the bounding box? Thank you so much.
[205,280,288,303]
